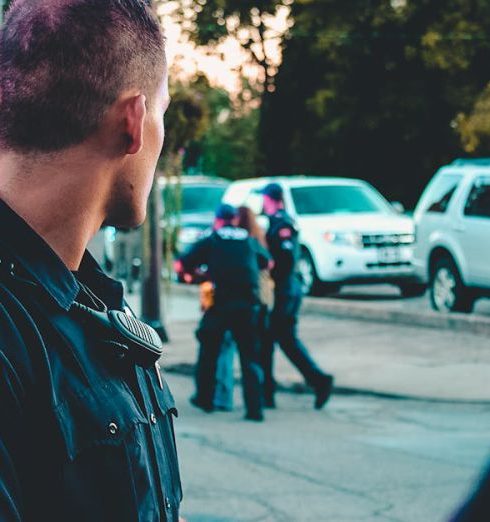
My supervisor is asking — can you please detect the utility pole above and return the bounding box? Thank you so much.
[141,180,168,342]
[138,0,168,342]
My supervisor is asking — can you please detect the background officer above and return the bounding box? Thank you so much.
[177,204,270,421]
[261,182,334,409]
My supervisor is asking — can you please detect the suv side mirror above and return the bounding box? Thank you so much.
[391,201,405,214]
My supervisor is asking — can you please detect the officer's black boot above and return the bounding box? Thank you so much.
[244,411,264,422]
[263,392,276,409]
[190,395,214,413]
[313,374,334,410]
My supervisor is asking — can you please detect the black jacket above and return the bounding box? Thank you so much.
[179,226,270,304]
[0,201,182,521]
[266,210,302,296]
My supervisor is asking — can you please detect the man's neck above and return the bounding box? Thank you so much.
[0,150,112,270]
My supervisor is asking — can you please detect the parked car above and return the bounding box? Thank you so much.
[158,175,230,255]
[95,225,141,292]
[413,159,490,313]
[223,176,420,296]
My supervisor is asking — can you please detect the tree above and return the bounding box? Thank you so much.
[456,83,490,154]
[1,0,12,23]
[200,106,260,179]
[163,77,210,160]
[167,74,262,180]
[184,0,292,92]
[261,0,490,206]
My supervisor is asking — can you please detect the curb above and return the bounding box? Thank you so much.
[165,283,490,336]
[165,363,490,405]
[301,297,490,336]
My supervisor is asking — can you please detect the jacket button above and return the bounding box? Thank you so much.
[165,497,171,510]
[150,413,157,425]
[108,422,118,436]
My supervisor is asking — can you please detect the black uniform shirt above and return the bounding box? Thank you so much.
[266,210,302,295]
[0,200,182,522]
[179,226,270,304]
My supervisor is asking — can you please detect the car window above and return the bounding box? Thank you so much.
[421,174,462,214]
[162,184,226,214]
[464,177,490,218]
[290,185,393,215]
[181,186,226,213]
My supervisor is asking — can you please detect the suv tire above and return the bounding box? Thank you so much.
[298,249,322,296]
[298,248,341,296]
[430,257,475,313]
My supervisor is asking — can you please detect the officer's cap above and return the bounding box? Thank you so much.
[215,203,238,220]
[260,182,284,201]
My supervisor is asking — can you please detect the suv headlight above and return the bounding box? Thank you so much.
[324,231,363,248]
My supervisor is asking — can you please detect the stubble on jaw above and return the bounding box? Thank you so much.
[104,177,146,230]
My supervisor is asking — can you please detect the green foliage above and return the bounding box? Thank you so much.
[200,106,260,180]
[456,83,490,154]
[185,0,291,89]
[163,77,210,158]
[261,0,490,206]
[161,74,260,180]
[181,77,261,180]
[1,0,12,22]
[188,0,285,45]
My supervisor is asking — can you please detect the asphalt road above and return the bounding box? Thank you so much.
[168,373,490,522]
[150,286,490,402]
[126,283,490,519]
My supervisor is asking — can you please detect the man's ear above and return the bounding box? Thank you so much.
[124,94,146,155]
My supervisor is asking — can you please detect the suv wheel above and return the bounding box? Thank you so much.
[430,257,475,313]
[298,249,340,296]
[298,249,321,296]
[398,283,426,298]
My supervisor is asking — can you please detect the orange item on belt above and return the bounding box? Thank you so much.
[199,281,215,311]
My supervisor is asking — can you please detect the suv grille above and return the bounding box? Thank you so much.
[362,233,414,248]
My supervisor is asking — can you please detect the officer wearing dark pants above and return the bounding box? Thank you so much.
[177,204,270,421]
[261,183,334,409]
[195,302,262,417]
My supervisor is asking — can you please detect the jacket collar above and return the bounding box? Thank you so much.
[0,199,107,311]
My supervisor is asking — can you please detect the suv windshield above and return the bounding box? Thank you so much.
[163,184,226,214]
[291,185,392,215]
[181,185,226,213]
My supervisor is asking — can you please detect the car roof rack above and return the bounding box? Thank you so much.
[451,158,490,166]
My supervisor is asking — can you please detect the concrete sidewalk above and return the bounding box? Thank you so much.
[126,286,490,404]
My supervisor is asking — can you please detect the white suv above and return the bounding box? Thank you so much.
[223,176,419,296]
[413,159,490,313]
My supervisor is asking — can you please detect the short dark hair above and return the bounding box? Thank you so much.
[0,0,166,153]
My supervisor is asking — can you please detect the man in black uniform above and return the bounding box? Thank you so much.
[0,2,182,521]
[261,183,334,409]
[177,204,270,421]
